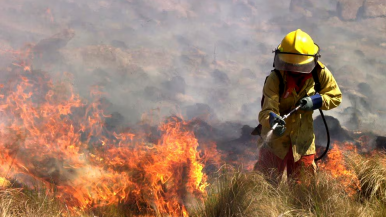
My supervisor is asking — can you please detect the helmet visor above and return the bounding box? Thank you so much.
[274,53,316,73]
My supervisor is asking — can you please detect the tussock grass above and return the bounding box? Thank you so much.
[190,166,292,217]
[347,151,386,202]
[192,169,364,217]
[193,152,386,217]
[0,188,66,217]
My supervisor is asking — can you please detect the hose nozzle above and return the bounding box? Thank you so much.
[271,105,302,131]
[271,122,279,130]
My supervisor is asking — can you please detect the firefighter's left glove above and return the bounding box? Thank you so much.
[299,94,323,111]
[269,112,286,136]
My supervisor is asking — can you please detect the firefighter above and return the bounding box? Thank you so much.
[254,29,342,179]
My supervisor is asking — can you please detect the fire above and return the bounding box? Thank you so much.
[319,143,360,195]
[0,49,210,215]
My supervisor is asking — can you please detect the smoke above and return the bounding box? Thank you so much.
[0,0,385,137]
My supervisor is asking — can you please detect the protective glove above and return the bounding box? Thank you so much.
[299,94,323,111]
[269,112,286,136]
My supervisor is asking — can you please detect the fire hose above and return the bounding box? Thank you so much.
[314,109,330,162]
[270,105,330,162]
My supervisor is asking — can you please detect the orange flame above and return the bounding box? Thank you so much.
[319,143,360,195]
[0,49,211,216]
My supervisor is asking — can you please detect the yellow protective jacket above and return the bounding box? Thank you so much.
[258,62,342,162]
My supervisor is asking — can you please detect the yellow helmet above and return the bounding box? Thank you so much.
[274,29,320,73]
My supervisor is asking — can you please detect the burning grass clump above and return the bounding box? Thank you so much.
[2,150,386,216]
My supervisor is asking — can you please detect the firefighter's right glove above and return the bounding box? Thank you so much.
[269,112,286,136]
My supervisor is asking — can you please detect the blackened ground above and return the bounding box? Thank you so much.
[376,136,386,150]
[313,115,353,146]
[102,112,383,170]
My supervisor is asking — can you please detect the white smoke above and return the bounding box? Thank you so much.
[0,0,385,135]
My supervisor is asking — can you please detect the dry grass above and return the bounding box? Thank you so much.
[1,152,386,216]
[190,166,292,217]
[0,186,151,217]
[0,188,65,217]
[192,151,386,217]
[347,152,386,202]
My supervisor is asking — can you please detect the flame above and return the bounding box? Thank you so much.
[0,49,211,215]
[319,143,360,195]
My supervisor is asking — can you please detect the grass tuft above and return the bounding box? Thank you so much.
[347,151,386,202]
